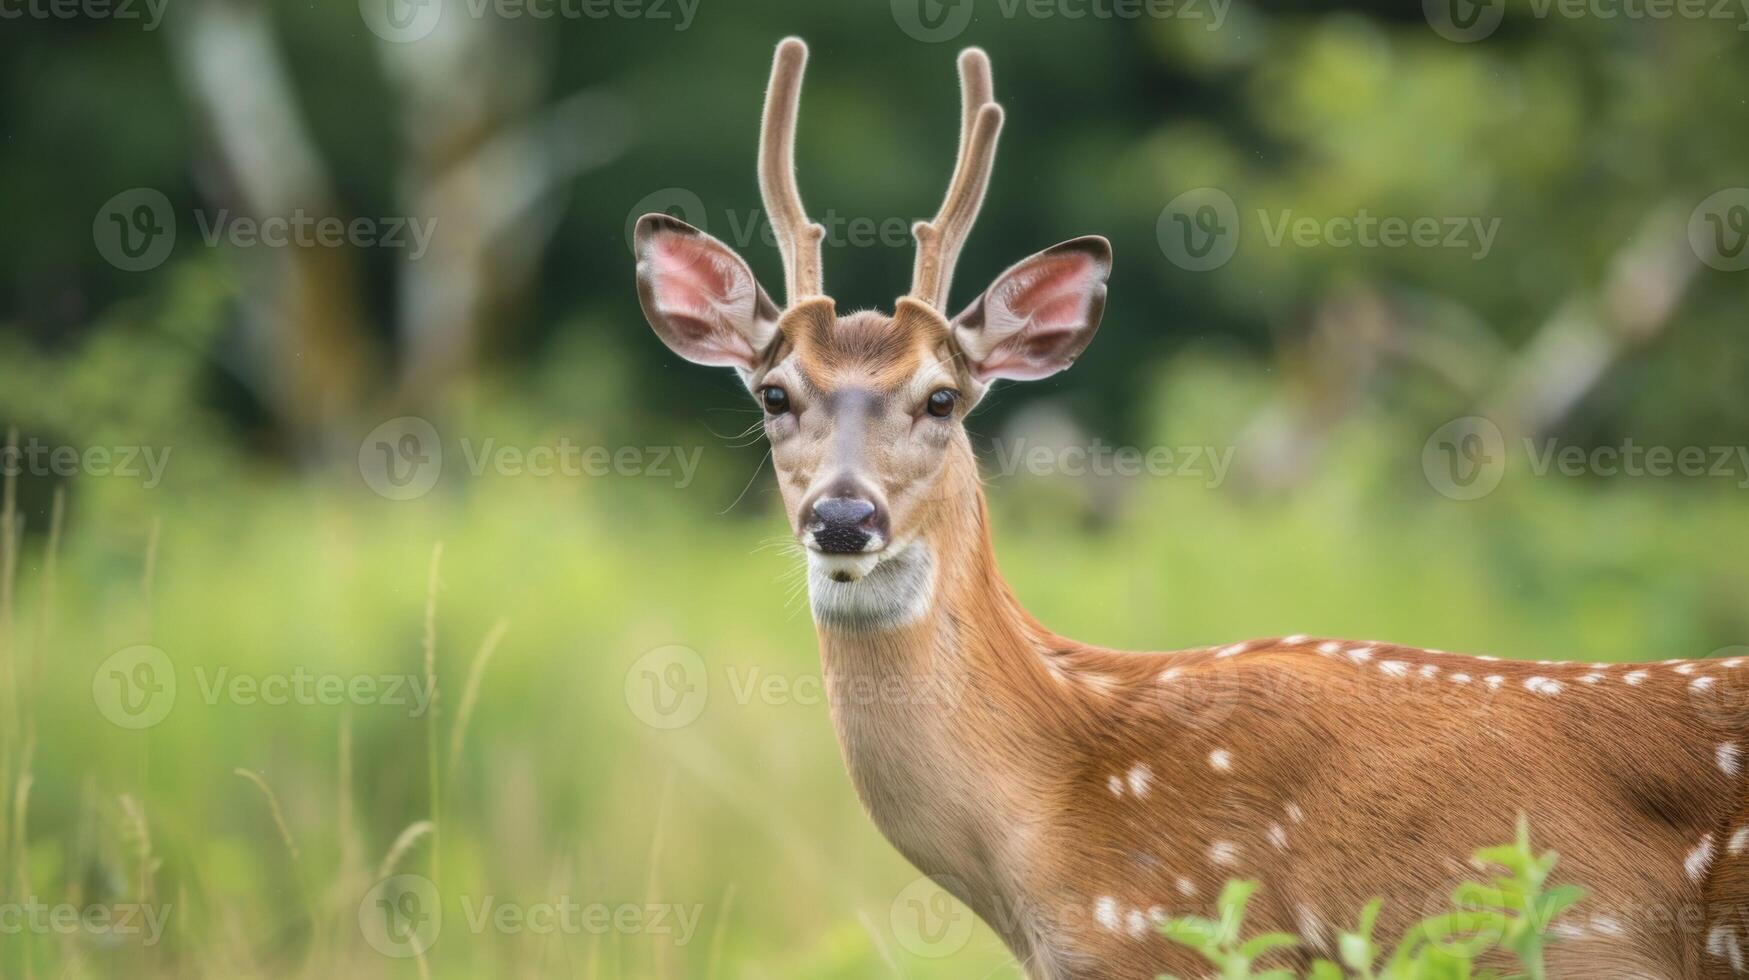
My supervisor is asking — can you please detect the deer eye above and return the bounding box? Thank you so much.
[760,385,791,415]
[926,388,958,418]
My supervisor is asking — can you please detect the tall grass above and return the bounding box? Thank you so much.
[1,392,1745,977]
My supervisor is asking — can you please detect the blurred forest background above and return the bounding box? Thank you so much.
[2,0,1749,976]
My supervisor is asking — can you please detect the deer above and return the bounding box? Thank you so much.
[631,37,1749,980]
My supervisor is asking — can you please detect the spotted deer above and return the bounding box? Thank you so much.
[632,37,1749,979]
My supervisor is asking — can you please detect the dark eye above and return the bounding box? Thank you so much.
[760,385,790,415]
[926,388,958,418]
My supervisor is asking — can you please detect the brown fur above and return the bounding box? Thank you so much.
[765,316,1749,979]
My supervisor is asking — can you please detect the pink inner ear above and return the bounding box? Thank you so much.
[645,231,759,364]
[979,251,1102,380]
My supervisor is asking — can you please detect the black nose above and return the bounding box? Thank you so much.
[809,497,879,553]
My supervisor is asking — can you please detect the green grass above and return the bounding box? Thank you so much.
[2,387,1746,978]
[1159,820,1585,979]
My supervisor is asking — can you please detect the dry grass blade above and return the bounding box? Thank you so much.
[117,793,159,901]
[422,542,443,887]
[377,819,436,880]
[447,619,508,780]
[233,768,300,863]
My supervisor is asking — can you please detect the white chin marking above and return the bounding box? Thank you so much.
[807,542,934,632]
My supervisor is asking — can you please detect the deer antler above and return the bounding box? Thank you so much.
[759,37,827,306]
[909,48,1005,312]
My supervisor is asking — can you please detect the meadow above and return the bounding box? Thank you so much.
[5,354,1747,979]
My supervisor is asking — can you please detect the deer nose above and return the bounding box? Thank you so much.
[807,496,885,554]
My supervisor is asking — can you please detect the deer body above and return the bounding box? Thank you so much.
[633,38,1749,978]
[816,425,1749,979]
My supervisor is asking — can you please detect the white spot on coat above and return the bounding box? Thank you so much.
[1107,775,1124,796]
[1128,764,1153,797]
[1675,663,1697,676]
[1719,743,1742,778]
[1379,661,1409,678]
[1625,670,1649,685]
[1316,641,1342,655]
[1095,896,1120,932]
[1419,664,1440,680]
[1209,841,1240,867]
[1125,909,1148,937]
[1730,826,1749,857]
[1687,834,1716,882]
[1579,673,1603,684]
[1175,877,1197,897]
[1485,675,1505,690]
[1209,749,1232,772]
[1347,647,1375,664]
[1267,823,1288,850]
[1158,667,1183,684]
[1286,802,1305,824]
[1693,676,1718,694]
[1525,676,1563,696]
[1451,673,1472,684]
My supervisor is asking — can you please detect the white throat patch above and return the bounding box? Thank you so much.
[808,542,935,632]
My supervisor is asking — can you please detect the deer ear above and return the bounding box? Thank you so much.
[635,213,781,370]
[951,236,1111,382]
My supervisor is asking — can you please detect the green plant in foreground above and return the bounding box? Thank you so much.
[1159,818,1586,980]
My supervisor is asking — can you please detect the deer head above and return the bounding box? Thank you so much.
[634,38,1111,592]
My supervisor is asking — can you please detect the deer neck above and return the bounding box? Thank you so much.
[807,441,1068,910]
